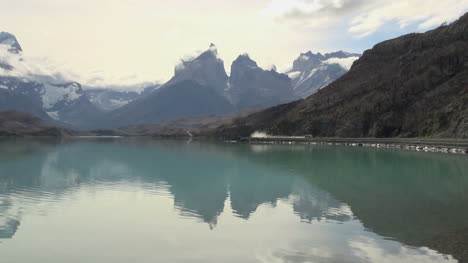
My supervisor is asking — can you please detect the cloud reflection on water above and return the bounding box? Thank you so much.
[0,138,465,262]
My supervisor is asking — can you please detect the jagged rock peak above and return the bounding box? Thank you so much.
[0,32,22,53]
[299,51,324,61]
[297,50,360,61]
[232,53,258,68]
[324,50,361,59]
[197,43,218,59]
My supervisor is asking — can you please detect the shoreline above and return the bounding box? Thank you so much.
[230,137,468,155]
[2,135,468,155]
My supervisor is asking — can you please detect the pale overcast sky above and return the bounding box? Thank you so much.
[1,0,467,87]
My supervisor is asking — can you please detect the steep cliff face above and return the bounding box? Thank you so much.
[216,12,468,138]
[227,54,295,109]
[166,43,229,96]
[105,45,233,127]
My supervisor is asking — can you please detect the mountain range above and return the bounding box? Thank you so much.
[8,11,466,138]
[0,34,358,129]
[0,31,105,129]
[84,85,160,111]
[286,51,360,98]
[214,12,468,138]
[0,111,76,136]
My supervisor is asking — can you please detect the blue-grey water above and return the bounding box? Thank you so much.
[0,138,467,263]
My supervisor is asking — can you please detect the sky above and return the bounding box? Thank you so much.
[1,0,467,89]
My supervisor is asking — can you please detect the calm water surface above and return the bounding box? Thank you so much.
[0,138,467,263]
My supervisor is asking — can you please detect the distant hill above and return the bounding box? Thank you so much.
[0,111,77,137]
[215,12,468,138]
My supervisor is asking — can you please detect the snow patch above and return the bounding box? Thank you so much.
[42,83,81,110]
[46,111,60,120]
[296,68,318,87]
[287,71,301,79]
[0,84,8,89]
[324,56,359,70]
[306,68,318,79]
[109,99,130,107]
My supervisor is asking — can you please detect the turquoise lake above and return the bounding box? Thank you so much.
[0,138,467,262]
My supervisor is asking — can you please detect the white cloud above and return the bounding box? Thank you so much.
[348,0,468,38]
[262,0,468,38]
[0,45,161,91]
[324,56,359,70]
[0,44,76,82]
[349,236,457,263]
[81,70,163,92]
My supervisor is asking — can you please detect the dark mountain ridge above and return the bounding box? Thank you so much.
[227,54,295,109]
[215,12,468,138]
[0,111,77,137]
[106,80,234,127]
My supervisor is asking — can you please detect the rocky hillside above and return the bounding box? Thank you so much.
[215,12,468,138]
[0,111,77,137]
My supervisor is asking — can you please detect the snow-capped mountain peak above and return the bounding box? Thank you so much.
[169,44,228,95]
[197,43,220,60]
[0,32,22,54]
[286,50,361,98]
[209,43,217,52]
[232,54,258,68]
[41,82,83,111]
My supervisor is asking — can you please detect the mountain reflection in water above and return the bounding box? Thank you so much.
[0,138,466,263]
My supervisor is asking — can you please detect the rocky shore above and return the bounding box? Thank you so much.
[229,137,468,155]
